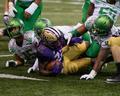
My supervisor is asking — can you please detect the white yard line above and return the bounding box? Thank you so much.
[43,0,83,5]
[0,54,13,58]
[0,73,49,81]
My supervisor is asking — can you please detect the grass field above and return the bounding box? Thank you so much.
[0,0,120,96]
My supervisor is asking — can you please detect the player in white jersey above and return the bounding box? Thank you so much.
[89,0,120,22]
[67,0,120,80]
[76,15,120,82]
[5,18,39,67]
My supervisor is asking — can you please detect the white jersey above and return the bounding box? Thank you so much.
[8,32,38,60]
[90,0,120,22]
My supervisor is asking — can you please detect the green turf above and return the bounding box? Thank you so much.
[0,0,120,96]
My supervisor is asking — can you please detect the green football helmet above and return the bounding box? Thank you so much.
[7,18,24,38]
[34,18,52,35]
[92,15,113,37]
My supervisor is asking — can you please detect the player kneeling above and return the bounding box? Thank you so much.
[5,18,38,67]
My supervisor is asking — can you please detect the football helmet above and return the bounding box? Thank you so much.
[7,18,24,38]
[92,15,113,37]
[40,27,63,47]
[34,18,52,35]
[41,27,62,42]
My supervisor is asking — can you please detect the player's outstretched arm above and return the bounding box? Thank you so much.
[24,0,42,19]
[80,47,109,80]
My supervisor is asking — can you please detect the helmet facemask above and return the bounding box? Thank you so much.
[8,26,22,38]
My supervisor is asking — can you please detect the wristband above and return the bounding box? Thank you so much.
[89,69,97,78]
[25,2,38,15]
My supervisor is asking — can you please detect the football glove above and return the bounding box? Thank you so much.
[8,2,17,17]
[64,32,72,45]
[80,70,97,80]
[27,58,39,74]
[5,60,17,67]
[25,2,38,15]
[27,67,34,74]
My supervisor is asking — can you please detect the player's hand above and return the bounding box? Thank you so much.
[8,2,17,17]
[27,67,34,74]
[3,12,9,25]
[24,11,31,19]
[80,70,97,80]
[24,2,38,18]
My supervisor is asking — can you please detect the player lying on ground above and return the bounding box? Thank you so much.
[27,19,95,75]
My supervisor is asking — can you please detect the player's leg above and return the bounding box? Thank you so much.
[62,57,92,74]
[106,37,120,82]
[62,41,90,74]
[6,54,24,67]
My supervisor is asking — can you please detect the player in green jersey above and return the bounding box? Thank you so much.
[3,0,43,32]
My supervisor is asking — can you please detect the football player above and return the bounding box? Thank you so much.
[67,0,120,80]
[33,27,64,75]
[81,0,120,66]
[28,20,93,75]
[3,0,43,32]
[78,15,120,82]
[5,18,39,68]
[78,0,120,57]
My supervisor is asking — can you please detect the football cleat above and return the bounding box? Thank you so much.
[5,60,17,67]
[106,73,120,83]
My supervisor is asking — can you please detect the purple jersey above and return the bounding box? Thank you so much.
[37,42,63,74]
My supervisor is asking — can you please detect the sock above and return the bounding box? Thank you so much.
[116,62,120,74]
